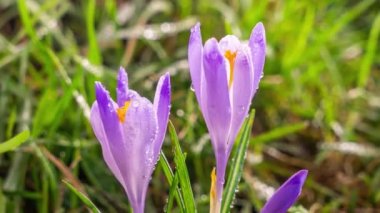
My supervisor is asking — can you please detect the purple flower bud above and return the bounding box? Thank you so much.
[261,170,308,213]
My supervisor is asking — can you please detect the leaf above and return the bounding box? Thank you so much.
[250,122,307,146]
[0,130,30,154]
[63,180,101,213]
[166,171,180,213]
[159,151,185,212]
[85,0,102,65]
[221,109,255,213]
[168,121,196,212]
[358,12,380,88]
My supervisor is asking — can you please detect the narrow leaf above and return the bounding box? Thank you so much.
[159,151,185,212]
[0,130,30,154]
[222,110,255,213]
[63,180,100,213]
[166,171,180,213]
[250,122,307,146]
[168,121,196,212]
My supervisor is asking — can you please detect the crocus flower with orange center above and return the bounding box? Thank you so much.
[90,68,170,213]
[188,22,266,211]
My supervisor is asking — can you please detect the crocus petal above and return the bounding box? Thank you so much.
[202,38,232,147]
[121,96,158,207]
[227,46,254,152]
[188,22,203,104]
[117,67,129,107]
[90,102,125,189]
[261,170,308,213]
[249,22,266,96]
[219,35,240,53]
[95,83,130,191]
[153,72,171,159]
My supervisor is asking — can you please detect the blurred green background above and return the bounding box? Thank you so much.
[1,0,380,212]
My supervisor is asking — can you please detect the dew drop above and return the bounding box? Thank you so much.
[176,109,185,117]
[190,84,195,92]
[237,105,246,114]
[132,101,139,108]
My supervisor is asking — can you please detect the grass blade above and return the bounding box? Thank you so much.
[222,110,255,213]
[168,121,196,212]
[358,12,380,88]
[63,180,100,213]
[86,0,102,65]
[166,171,180,213]
[0,130,30,154]
[159,151,185,212]
[250,122,307,146]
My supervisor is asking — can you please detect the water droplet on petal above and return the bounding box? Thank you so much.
[237,105,246,114]
[190,84,195,92]
[132,101,139,108]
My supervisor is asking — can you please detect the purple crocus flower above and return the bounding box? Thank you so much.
[261,170,308,213]
[90,68,170,213]
[188,22,266,209]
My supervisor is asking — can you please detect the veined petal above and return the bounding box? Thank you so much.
[188,23,203,104]
[90,102,125,189]
[249,22,266,96]
[121,96,158,207]
[261,170,308,213]
[202,38,232,149]
[153,72,171,159]
[117,67,129,107]
[227,46,254,152]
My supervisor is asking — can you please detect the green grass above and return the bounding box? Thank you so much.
[0,0,380,212]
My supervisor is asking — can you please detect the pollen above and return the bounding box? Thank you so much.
[116,101,131,123]
[224,50,237,88]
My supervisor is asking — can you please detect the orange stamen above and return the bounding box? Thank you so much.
[116,101,131,123]
[224,50,237,88]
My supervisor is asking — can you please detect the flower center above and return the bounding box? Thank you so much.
[116,101,131,123]
[224,50,237,88]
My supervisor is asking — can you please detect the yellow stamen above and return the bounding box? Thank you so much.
[116,101,131,123]
[209,167,218,213]
[224,50,237,88]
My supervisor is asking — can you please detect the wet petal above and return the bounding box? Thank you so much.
[261,170,308,213]
[117,67,129,107]
[202,38,232,148]
[188,23,203,104]
[90,102,125,189]
[249,22,266,96]
[153,73,171,159]
[227,46,254,151]
[121,96,158,206]
[95,82,130,191]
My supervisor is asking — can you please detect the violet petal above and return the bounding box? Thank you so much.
[249,22,266,96]
[202,38,232,148]
[117,67,129,107]
[153,72,171,159]
[227,47,254,152]
[188,22,203,105]
[261,170,308,213]
[90,102,126,189]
